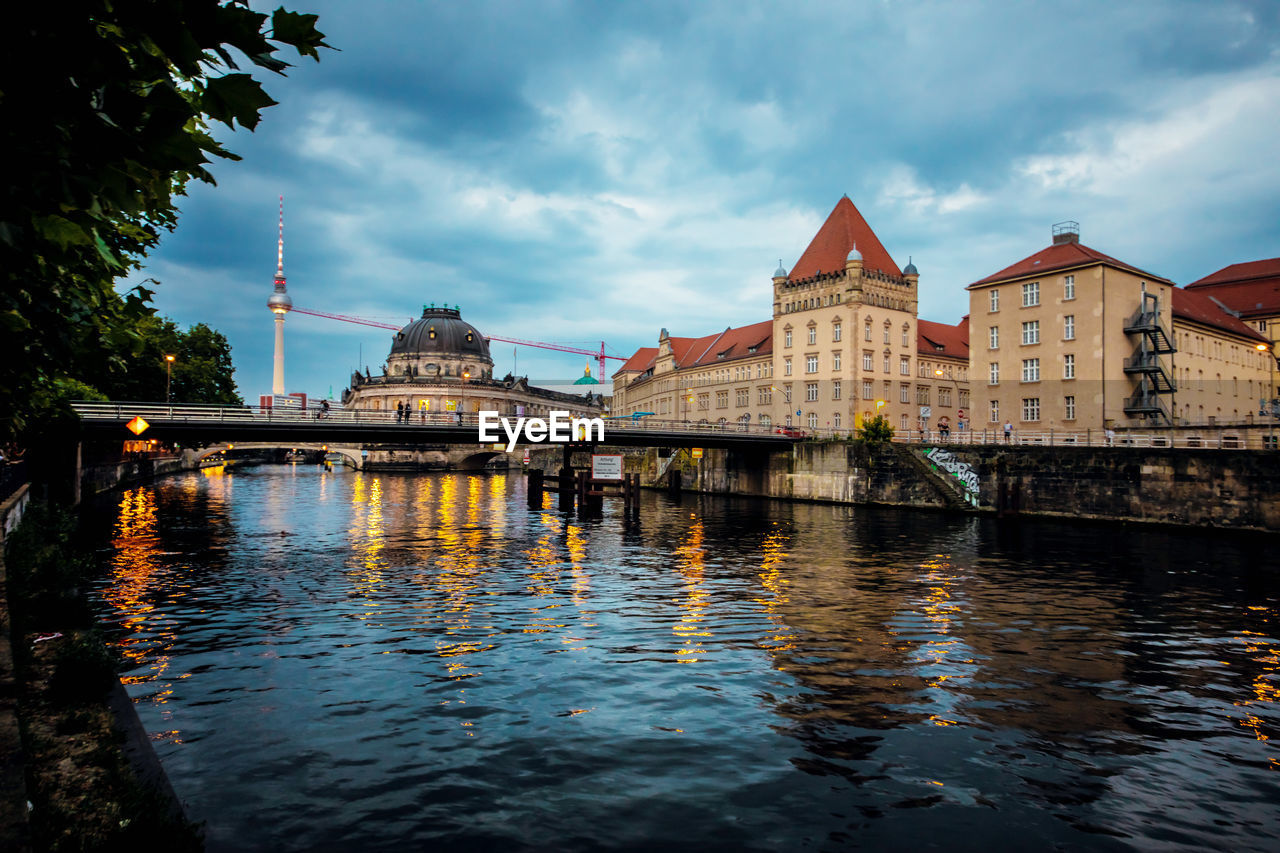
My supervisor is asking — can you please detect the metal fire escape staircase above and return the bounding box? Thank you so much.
[1122,291,1176,423]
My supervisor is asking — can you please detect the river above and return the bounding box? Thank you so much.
[86,464,1279,852]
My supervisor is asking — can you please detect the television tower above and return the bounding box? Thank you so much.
[267,195,292,395]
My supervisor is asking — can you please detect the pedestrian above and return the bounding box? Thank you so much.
[1003,420,1012,443]
[396,400,404,423]
[1105,427,1115,446]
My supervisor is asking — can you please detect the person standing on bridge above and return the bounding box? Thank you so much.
[396,400,405,423]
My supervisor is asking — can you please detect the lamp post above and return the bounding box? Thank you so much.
[461,371,470,425]
[164,354,175,403]
[1259,343,1276,446]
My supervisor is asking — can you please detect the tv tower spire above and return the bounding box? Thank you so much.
[267,195,293,395]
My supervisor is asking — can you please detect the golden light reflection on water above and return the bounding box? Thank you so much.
[345,476,386,606]
[754,524,794,655]
[1231,604,1279,744]
[909,557,975,714]
[673,516,709,663]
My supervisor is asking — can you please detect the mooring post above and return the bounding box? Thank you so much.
[527,468,544,509]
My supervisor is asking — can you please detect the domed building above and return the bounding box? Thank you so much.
[342,304,605,424]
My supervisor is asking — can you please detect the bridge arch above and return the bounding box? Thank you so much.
[455,451,507,471]
[197,443,364,469]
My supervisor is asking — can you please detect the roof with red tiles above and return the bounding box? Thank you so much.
[615,347,658,375]
[1171,287,1268,343]
[612,321,774,380]
[917,318,969,360]
[1184,258,1280,319]
[968,240,1171,288]
[788,196,900,281]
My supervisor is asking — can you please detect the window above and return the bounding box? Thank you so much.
[883,354,890,373]
[1022,321,1039,345]
[917,385,930,405]
[864,320,873,341]
[1064,275,1075,300]
[807,412,818,429]
[1063,353,1075,380]
[939,387,952,407]
[716,391,728,409]
[808,326,817,345]
[761,415,771,429]
[784,358,792,376]
[863,351,873,371]
[990,290,1000,312]
[1021,358,1040,382]
[782,385,792,403]
[736,388,748,407]
[901,413,909,431]
[902,325,910,346]
[862,380,873,400]
[989,326,999,349]
[1022,397,1040,421]
[806,356,818,373]
[833,323,842,342]
[833,380,841,400]
[1064,315,1075,340]
[833,413,841,429]
[833,352,842,371]
[989,400,999,422]
[806,382,818,402]
[959,389,970,408]
[900,356,910,375]
[1065,395,1076,420]
[900,383,910,403]
[697,393,709,410]
[883,325,891,344]
[784,330,792,348]
[758,386,772,405]
[989,362,1000,384]
[1022,281,1040,307]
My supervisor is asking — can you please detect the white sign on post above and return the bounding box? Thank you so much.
[592,454,624,481]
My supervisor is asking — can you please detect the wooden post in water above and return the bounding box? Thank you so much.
[527,468,543,510]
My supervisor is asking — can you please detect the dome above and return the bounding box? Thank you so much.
[903,256,918,276]
[573,365,600,385]
[267,290,292,312]
[390,306,492,361]
[846,245,862,262]
[774,260,787,278]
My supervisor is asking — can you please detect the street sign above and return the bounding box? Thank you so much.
[126,416,149,435]
[691,448,703,459]
[592,454,623,481]
[919,406,932,419]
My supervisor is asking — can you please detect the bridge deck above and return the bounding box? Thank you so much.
[70,402,799,450]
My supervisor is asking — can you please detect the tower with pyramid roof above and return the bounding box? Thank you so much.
[770,196,923,433]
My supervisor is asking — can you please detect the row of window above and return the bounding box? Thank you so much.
[987,275,1075,312]
[781,320,916,348]
[987,354,1076,384]
[987,396,1076,423]
[987,317,1074,348]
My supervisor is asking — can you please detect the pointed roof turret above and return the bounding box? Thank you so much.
[789,196,901,281]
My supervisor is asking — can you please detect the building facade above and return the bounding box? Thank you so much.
[966,223,1269,431]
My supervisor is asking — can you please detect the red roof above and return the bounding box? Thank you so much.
[917,318,969,360]
[614,347,658,375]
[1171,287,1268,343]
[789,196,900,281]
[969,240,1170,287]
[1184,258,1280,319]
[612,320,774,380]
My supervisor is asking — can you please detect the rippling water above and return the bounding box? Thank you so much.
[86,465,1280,852]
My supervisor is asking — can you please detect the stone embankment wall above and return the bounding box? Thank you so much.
[686,443,1279,531]
[80,451,198,499]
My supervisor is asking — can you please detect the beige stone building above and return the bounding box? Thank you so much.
[614,197,971,436]
[966,223,1269,431]
[1184,257,1280,413]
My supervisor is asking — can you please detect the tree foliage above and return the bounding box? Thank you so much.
[855,414,895,447]
[0,1,329,439]
[83,316,242,405]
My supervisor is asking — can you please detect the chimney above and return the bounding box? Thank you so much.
[1052,220,1080,245]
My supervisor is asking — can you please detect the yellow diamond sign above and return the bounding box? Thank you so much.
[126,416,149,435]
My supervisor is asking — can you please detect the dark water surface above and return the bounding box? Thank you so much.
[87,465,1279,852]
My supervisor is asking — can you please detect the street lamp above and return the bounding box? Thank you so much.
[1258,343,1275,445]
[461,371,471,424]
[164,354,175,403]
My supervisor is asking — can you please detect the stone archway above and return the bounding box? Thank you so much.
[197,443,364,469]
[455,451,506,471]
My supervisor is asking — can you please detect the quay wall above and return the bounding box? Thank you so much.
[688,443,1280,531]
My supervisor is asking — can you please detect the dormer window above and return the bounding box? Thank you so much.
[465,332,474,343]
[429,327,437,339]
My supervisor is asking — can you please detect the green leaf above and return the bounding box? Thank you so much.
[271,9,330,60]
[33,215,92,248]
[202,73,278,130]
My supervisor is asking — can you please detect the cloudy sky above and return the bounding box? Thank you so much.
[128,0,1280,401]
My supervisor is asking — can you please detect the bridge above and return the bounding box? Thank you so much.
[70,402,802,450]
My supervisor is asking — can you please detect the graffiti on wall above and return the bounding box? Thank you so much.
[925,447,981,506]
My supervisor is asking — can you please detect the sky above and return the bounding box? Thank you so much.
[127,0,1280,402]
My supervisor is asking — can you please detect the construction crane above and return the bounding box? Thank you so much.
[290,307,626,379]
